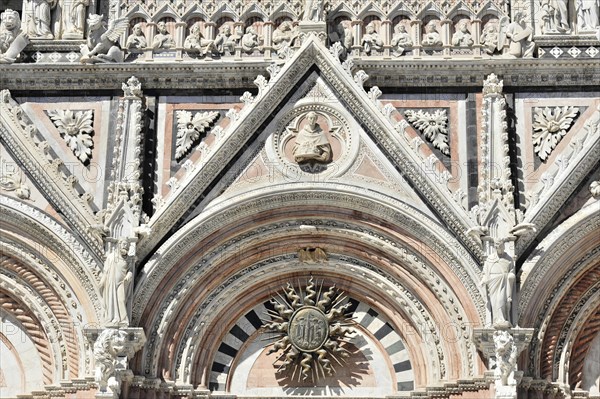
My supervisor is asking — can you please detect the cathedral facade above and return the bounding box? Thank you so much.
[0,0,599,398]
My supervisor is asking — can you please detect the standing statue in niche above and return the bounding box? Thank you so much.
[100,239,133,327]
[25,0,56,38]
[293,111,332,164]
[391,24,412,56]
[481,240,515,329]
[541,0,570,32]
[303,0,323,22]
[501,12,535,58]
[61,0,89,39]
[0,9,29,64]
[576,0,600,30]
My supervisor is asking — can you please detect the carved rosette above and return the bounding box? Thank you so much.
[263,277,355,382]
[532,106,579,161]
[47,109,95,164]
[404,109,450,155]
[175,110,220,161]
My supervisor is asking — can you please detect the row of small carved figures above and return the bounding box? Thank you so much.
[0,10,537,64]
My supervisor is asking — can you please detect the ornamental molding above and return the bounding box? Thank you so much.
[519,202,600,319]
[133,186,483,326]
[163,256,450,385]
[0,90,103,257]
[0,195,103,316]
[524,245,600,377]
[2,59,600,91]
[532,106,579,161]
[47,109,95,164]
[137,36,480,261]
[0,272,69,380]
[517,105,600,255]
[136,217,479,379]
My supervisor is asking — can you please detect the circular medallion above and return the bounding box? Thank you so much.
[288,306,329,352]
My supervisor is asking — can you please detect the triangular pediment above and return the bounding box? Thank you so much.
[138,35,480,259]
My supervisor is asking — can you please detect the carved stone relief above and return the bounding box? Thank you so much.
[0,9,29,64]
[175,110,220,161]
[532,106,579,161]
[47,109,94,164]
[0,160,30,199]
[404,109,450,155]
[263,277,355,381]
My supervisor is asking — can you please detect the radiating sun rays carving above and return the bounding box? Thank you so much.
[262,277,356,382]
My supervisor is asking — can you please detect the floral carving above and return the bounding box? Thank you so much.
[532,106,579,161]
[0,165,30,199]
[175,110,220,161]
[47,109,94,163]
[404,109,450,155]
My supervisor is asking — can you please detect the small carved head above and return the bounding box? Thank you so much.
[220,24,230,35]
[1,9,21,32]
[306,111,318,127]
[245,26,256,34]
[279,21,292,31]
[395,23,407,33]
[366,21,377,33]
[118,239,129,256]
[87,14,104,30]
[132,23,144,35]
[459,21,469,32]
[157,21,168,34]
[190,22,202,36]
[426,20,438,32]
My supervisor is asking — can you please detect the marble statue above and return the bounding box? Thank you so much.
[452,21,474,46]
[576,0,600,30]
[422,20,443,46]
[241,26,260,53]
[80,14,128,63]
[125,23,147,50]
[391,24,412,56]
[303,0,323,22]
[152,21,175,49]
[362,21,383,54]
[481,22,499,55]
[184,22,215,55]
[541,0,571,32]
[481,240,515,329]
[293,111,332,164]
[501,12,535,58]
[24,0,56,39]
[213,24,236,55]
[493,330,518,387]
[272,21,298,57]
[0,9,29,64]
[329,21,353,58]
[61,0,89,39]
[99,240,133,327]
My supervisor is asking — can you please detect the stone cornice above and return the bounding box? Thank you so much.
[1,58,599,92]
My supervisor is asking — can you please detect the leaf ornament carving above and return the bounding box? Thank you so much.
[47,109,94,164]
[532,106,579,161]
[404,109,450,155]
[175,110,220,161]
